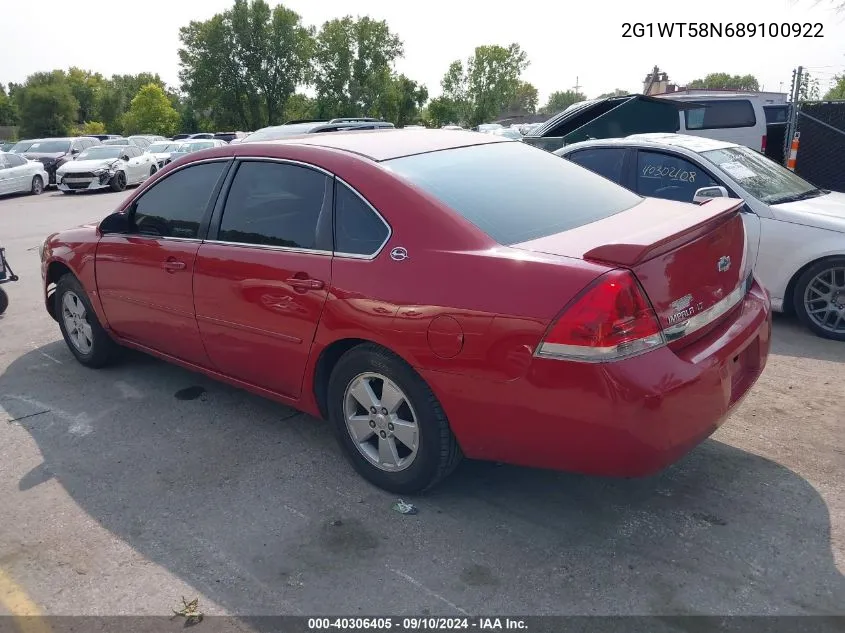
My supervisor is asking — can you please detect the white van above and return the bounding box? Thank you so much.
[656,93,771,154]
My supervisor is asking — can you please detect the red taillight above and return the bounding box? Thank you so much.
[536,270,665,362]
[761,135,767,153]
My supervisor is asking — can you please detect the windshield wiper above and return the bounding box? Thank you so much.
[768,188,827,205]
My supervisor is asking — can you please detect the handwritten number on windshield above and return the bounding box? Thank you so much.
[642,164,696,182]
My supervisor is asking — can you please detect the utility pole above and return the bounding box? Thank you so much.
[573,76,582,95]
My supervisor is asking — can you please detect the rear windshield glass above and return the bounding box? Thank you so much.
[26,140,71,153]
[764,105,788,124]
[383,141,642,245]
[684,100,756,130]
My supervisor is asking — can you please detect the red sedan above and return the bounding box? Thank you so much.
[40,129,772,493]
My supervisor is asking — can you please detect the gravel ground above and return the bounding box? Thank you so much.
[0,188,842,618]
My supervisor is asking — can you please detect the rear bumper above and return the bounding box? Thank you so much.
[422,279,772,477]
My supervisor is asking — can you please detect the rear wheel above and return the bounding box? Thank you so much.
[327,344,462,493]
[0,287,8,315]
[793,256,845,341]
[30,175,44,195]
[56,274,119,367]
[109,171,126,192]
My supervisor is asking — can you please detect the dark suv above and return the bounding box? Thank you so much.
[239,118,394,143]
[23,137,101,185]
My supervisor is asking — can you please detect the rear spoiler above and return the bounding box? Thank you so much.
[583,198,744,267]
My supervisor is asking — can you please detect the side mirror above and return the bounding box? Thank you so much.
[99,211,129,235]
[120,154,130,162]
[71,148,80,155]
[693,186,729,204]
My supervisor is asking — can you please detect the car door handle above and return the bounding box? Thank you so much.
[162,259,186,272]
[286,277,324,290]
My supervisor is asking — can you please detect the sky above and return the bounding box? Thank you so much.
[2,0,844,104]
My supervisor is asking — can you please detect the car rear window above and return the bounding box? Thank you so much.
[383,141,642,245]
[684,100,756,130]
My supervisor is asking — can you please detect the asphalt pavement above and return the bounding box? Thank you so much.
[0,187,843,618]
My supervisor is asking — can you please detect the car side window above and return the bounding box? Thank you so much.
[129,146,141,157]
[636,150,718,203]
[71,140,84,152]
[131,161,228,239]
[218,161,332,250]
[334,181,390,256]
[5,154,26,167]
[567,148,627,184]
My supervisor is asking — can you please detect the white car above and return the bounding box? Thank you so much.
[556,133,845,340]
[0,152,48,197]
[56,144,158,194]
[145,141,184,168]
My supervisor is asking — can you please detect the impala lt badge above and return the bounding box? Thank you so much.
[667,294,695,325]
[717,255,731,273]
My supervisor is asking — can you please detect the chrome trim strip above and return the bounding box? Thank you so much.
[333,176,392,261]
[535,332,666,363]
[202,239,332,256]
[663,275,751,343]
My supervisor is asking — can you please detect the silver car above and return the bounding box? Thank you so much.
[56,144,158,193]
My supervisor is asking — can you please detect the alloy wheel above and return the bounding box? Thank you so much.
[803,266,845,335]
[61,291,93,354]
[343,372,419,472]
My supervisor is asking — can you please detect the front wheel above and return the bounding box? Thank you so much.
[327,344,462,493]
[0,287,8,315]
[793,256,845,341]
[56,274,119,367]
[31,175,44,195]
[109,171,126,192]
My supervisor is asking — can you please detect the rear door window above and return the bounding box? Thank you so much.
[334,181,390,256]
[566,148,627,184]
[636,150,718,202]
[217,161,332,250]
[384,141,641,245]
[684,100,756,130]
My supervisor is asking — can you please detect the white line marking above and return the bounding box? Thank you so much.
[386,566,470,615]
[31,342,63,364]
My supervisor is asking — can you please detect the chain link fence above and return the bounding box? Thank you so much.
[790,101,845,191]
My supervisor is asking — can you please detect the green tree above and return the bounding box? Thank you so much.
[0,84,18,126]
[66,67,105,124]
[77,121,107,135]
[596,88,629,98]
[284,93,317,121]
[378,74,428,126]
[425,96,462,127]
[798,72,821,101]
[179,0,314,130]
[313,16,403,119]
[823,74,845,100]
[687,73,759,91]
[542,90,586,114]
[440,44,530,126]
[505,81,538,114]
[18,82,79,137]
[122,84,181,135]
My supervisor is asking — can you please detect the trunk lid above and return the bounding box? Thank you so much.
[513,197,748,341]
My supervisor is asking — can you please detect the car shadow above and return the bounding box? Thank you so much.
[771,312,845,363]
[1,342,843,619]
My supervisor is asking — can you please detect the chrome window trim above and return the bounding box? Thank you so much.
[202,239,332,257]
[333,176,392,261]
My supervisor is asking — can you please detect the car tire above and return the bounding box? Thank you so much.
[55,274,119,367]
[109,171,127,192]
[327,343,462,493]
[793,255,845,341]
[30,175,44,195]
[0,287,8,315]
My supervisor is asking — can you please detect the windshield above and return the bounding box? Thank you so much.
[702,145,822,204]
[9,141,35,153]
[242,123,322,142]
[384,141,642,245]
[77,147,123,160]
[102,139,130,146]
[148,143,178,153]
[26,140,71,153]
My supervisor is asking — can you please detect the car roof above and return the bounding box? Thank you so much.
[559,133,737,154]
[262,128,510,161]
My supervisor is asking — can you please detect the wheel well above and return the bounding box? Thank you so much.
[313,338,368,419]
[782,255,845,315]
[45,261,73,320]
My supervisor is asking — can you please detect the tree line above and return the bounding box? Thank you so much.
[5,0,839,140]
